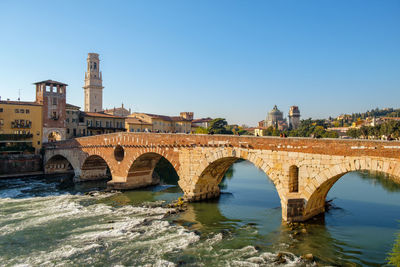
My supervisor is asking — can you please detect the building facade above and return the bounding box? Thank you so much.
[104,103,131,117]
[83,53,103,112]
[191,117,213,129]
[0,101,43,153]
[83,112,125,136]
[125,117,153,132]
[266,105,284,128]
[130,112,192,133]
[288,106,301,130]
[34,80,67,142]
[66,104,87,138]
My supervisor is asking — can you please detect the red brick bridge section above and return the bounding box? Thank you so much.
[44,132,400,222]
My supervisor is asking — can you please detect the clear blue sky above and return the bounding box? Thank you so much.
[0,0,399,126]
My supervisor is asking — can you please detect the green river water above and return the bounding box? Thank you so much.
[1,160,400,266]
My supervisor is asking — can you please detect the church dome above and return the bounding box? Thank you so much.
[268,105,283,116]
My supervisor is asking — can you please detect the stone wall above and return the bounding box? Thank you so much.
[0,154,42,175]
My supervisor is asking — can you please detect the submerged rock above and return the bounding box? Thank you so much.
[301,253,314,261]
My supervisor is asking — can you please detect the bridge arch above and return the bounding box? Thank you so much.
[44,154,75,175]
[181,148,284,202]
[303,157,400,220]
[108,150,179,190]
[79,154,112,181]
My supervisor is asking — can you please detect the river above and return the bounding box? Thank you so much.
[1,160,399,266]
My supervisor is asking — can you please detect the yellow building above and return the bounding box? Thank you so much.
[0,100,43,153]
[254,127,267,136]
[125,117,153,132]
[83,112,126,136]
[129,112,192,133]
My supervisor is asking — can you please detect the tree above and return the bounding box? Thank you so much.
[207,118,232,134]
[347,128,360,138]
[388,233,400,266]
[195,127,208,134]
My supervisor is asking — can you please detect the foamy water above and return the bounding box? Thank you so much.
[0,179,311,266]
[6,165,398,266]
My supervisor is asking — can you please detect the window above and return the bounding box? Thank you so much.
[26,109,29,114]
[67,128,70,134]
[53,98,57,105]
[0,119,3,126]
[15,109,19,113]
[0,108,3,112]
[20,109,24,113]
[94,62,97,69]
[38,141,40,145]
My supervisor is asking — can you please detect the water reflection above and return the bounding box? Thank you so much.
[172,161,400,266]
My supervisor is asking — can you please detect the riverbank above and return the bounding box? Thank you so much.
[0,171,44,179]
[0,154,42,176]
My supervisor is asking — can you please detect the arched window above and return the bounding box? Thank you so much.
[289,165,299,193]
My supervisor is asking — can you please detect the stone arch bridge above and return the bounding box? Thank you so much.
[44,132,400,222]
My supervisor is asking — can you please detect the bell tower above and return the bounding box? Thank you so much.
[83,53,103,112]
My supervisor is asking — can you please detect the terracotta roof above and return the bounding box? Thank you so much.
[125,117,152,125]
[381,117,400,121]
[192,117,213,123]
[66,103,81,109]
[33,80,68,86]
[134,113,191,122]
[82,112,125,119]
[104,107,130,113]
[170,116,191,122]
[0,100,42,106]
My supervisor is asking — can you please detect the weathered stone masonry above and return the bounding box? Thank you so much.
[44,133,400,222]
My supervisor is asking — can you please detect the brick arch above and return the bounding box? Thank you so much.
[44,154,76,176]
[44,151,80,177]
[125,148,180,177]
[185,148,284,201]
[79,154,112,181]
[81,150,115,176]
[106,148,180,190]
[303,157,400,220]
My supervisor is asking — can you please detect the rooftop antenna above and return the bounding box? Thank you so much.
[18,89,21,101]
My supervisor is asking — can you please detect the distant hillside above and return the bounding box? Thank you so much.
[350,108,400,119]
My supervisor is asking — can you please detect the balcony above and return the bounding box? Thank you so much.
[11,122,32,129]
[0,133,33,141]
